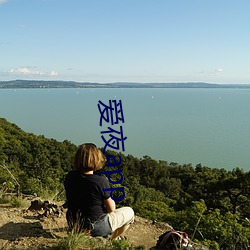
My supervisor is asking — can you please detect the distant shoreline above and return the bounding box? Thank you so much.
[1,80,250,89]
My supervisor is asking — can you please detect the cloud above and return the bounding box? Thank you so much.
[10,68,32,75]
[0,0,8,5]
[50,70,58,76]
[214,68,223,73]
[198,68,224,75]
[9,67,58,77]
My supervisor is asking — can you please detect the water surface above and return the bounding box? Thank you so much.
[0,88,249,170]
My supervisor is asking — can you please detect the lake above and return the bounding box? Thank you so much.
[0,88,249,171]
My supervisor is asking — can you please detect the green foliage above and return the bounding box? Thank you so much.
[0,117,76,196]
[0,195,12,204]
[57,230,94,250]
[10,196,29,208]
[199,210,250,249]
[1,180,15,192]
[134,201,173,221]
[57,230,143,250]
[1,117,250,248]
[166,199,250,249]
[105,239,132,250]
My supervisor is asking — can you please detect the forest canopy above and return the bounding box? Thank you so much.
[0,117,249,249]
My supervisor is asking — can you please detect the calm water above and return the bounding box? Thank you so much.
[0,88,250,171]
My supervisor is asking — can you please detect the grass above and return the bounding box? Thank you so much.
[56,229,145,250]
[57,229,94,250]
[39,188,65,203]
[0,195,11,204]
[0,194,29,208]
[10,196,30,208]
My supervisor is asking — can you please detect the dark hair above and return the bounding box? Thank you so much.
[73,143,106,172]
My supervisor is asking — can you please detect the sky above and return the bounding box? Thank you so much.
[1,0,250,84]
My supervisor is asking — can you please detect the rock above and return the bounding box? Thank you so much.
[28,199,44,210]
[28,199,63,217]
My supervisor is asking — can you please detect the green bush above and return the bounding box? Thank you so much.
[133,201,173,222]
[10,196,29,208]
[0,195,12,204]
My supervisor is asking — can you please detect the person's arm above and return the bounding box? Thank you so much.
[104,197,116,213]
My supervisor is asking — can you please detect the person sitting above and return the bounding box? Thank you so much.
[64,143,134,239]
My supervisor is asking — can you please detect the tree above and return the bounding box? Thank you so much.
[220,168,250,216]
[133,200,173,221]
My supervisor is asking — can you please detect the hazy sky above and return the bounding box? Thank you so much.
[1,0,250,83]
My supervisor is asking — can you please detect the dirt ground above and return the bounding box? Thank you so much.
[0,200,173,250]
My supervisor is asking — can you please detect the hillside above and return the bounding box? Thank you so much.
[0,117,250,249]
[1,80,250,88]
[0,202,168,249]
[1,197,209,250]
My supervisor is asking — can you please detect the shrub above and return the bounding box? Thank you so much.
[57,230,93,250]
[133,201,173,222]
[10,196,29,208]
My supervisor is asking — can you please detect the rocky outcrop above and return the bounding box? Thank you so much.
[28,199,65,217]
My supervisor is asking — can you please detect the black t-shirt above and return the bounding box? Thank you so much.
[64,170,111,219]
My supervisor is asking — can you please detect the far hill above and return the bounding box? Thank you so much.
[1,80,250,88]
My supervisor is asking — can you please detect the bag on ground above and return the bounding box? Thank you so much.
[155,230,193,250]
